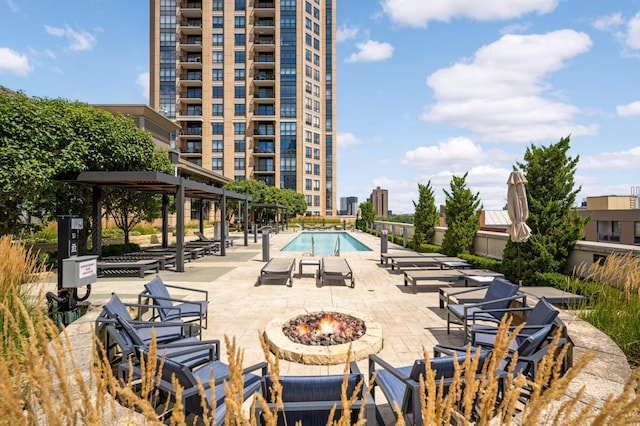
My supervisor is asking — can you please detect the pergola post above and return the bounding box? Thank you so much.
[220,191,226,256]
[91,186,103,258]
[175,181,185,272]
[162,194,169,248]
[243,200,249,246]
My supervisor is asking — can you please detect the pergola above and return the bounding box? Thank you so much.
[251,202,289,234]
[63,171,252,271]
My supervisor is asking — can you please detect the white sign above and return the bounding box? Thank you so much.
[78,259,97,279]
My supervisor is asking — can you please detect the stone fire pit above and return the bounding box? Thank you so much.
[264,308,383,365]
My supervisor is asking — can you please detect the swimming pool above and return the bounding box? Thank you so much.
[281,232,372,255]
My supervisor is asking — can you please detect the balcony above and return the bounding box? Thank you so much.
[255,54,275,63]
[179,56,202,69]
[178,38,203,52]
[179,2,202,18]
[178,73,202,87]
[254,89,275,99]
[254,19,274,28]
[254,72,275,81]
[253,1,275,18]
[181,127,202,137]
[179,20,202,35]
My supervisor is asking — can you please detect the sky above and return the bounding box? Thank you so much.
[1,0,640,214]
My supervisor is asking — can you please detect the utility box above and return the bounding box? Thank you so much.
[380,230,388,254]
[262,229,270,262]
[62,255,98,288]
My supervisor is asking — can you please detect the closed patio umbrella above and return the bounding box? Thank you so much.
[507,170,531,283]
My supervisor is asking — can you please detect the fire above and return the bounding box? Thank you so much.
[318,314,338,335]
[297,324,309,334]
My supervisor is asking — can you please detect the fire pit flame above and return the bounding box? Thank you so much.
[283,311,366,346]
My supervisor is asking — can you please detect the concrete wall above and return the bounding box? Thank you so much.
[374,220,640,273]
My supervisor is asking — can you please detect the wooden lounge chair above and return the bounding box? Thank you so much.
[257,257,295,286]
[320,257,354,287]
[380,252,444,266]
[97,258,160,278]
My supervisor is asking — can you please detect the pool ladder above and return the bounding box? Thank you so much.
[334,236,340,256]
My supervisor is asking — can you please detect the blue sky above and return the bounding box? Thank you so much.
[2,1,640,213]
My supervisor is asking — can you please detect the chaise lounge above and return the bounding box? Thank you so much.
[320,257,354,287]
[257,257,296,286]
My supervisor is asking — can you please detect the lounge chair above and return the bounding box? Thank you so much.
[195,231,233,247]
[320,257,354,287]
[445,277,525,337]
[256,362,375,425]
[138,276,208,330]
[97,258,160,278]
[135,345,266,423]
[257,257,295,286]
[380,252,444,266]
[369,350,495,426]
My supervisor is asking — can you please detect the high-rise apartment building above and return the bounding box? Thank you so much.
[150,0,337,216]
[370,186,388,217]
[339,196,358,216]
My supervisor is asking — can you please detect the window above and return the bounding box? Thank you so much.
[212,0,223,10]
[305,113,312,125]
[635,222,640,244]
[313,53,320,66]
[186,105,201,115]
[314,132,320,144]
[305,33,312,46]
[597,220,621,242]
[305,17,312,30]
[212,103,223,116]
[313,100,320,112]
[313,7,319,19]
[314,164,320,175]
[313,179,320,190]
[235,0,245,10]
[305,65,312,78]
[305,162,312,174]
[212,158,223,171]
[234,158,245,170]
[234,123,246,135]
[234,103,245,116]
[305,130,312,143]
[235,33,245,46]
[313,69,320,81]
[306,195,312,205]
[235,16,245,28]
[313,22,320,35]
[305,179,312,190]
[212,139,223,152]
[212,34,223,46]
[305,2,312,13]
[305,81,312,93]
[212,51,223,63]
[234,86,245,98]
[235,51,245,63]
[234,139,245,152]
[234,68,245,80]
[212,69,223,81]
[305,147,312,158]
[313,84,320,96]
[314,195,320,207]
[313,116,320,128]
[212,86,223,98]
[313,38,320,50]
[212,16,223,28]
[313,148,320,160]
[212,123,223,135]
[305,49,312,62]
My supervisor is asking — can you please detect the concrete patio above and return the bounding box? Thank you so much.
[54,228,632,423]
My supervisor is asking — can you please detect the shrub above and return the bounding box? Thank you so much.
[101,227,124,239]
[131,224,159,235]
[457,253,503,273]
[101,243,141,257]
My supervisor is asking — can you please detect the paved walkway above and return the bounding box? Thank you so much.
[54,229,631,422]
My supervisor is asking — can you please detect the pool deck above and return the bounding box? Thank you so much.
[51,228,632,423]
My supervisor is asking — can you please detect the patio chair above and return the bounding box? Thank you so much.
[135,345,267,423]
[320,257,354,287]
[138,276,209,330]
[469,297,559,349]
[368,350,494,426]
[445,277,525,337]
[434,323,562,394]
[95,293,196,366]
[256,362,375,425]
[107,312,219,378]
[257,257,295,286]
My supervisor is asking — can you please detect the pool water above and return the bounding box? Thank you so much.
[281,232,372,255]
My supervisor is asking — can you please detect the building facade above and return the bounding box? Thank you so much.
[339,196,358,216]
[577,195,640,245]
[369,186,388,217]
[150,0,337,216]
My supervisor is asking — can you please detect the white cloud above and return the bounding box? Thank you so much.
[337,25,359,43]
[579,146,640,170]
[7,0,18,12]
[626,12,640,49]
[45,24,97,52]
[500,23,531,35]
[0,47,32,77]
[617,101,640,117]
[421,30,596,143]
[402,137,484,169]
[382,0,558,28]
[136,72,149,101]
[345,40,393,63]
[337,132,363,151]
[592,13,624,31]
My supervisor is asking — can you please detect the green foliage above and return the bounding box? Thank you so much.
[529,271,572,289]
[131,224,159,235]
[502,136,590,283]
[101,243,141,257]
[412,181,439,250]
[223,180,307,221]
[0,91,173,240]
[413,242,443,254]
[101,227,125,239]
[457,253,503,273]
[103,189,163,244]
[387,214,414,224]
[357,201,375,230]
[441,172,482,256]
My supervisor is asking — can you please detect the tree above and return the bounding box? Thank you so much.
[441,172,482,256]
[412,181,439,250]
[358,201,375,230]
[103,189,163,244]
[0,92,173,242]
[502,136,589,283]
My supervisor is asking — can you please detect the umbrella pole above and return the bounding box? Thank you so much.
[518,243,522,285]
